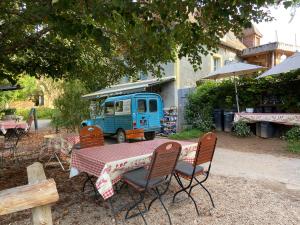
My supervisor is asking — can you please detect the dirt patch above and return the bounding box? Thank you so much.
[214,131,299,158]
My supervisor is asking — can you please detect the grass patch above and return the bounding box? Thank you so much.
[169,129,203,140]
[287,141,300,153]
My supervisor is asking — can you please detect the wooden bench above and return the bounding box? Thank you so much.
[125,129,144,140]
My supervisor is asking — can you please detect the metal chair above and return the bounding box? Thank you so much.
[1,128,24,165]
[172,132,217,216]
[79,126,104,194]
[0,136,5,166]
[122,142,182,225]
[44,134,68,171]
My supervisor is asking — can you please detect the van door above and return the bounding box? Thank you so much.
[148,98,160,130]
[136,98,149,129]
[103,101,115,133]
[114,99,132,131]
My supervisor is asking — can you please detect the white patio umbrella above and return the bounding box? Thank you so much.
[203,62,266,112]
[257,52,300,79]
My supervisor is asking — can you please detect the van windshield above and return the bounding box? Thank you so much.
[104,102,115,115]
[89,101,100,119]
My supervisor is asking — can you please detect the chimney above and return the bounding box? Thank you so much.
[241,24,263,48]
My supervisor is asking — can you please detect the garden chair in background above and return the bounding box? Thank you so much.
[79,125,104,149]
[15,111,34,137]
[122,142,181,225]
[78,126,104,194]
[172,132,217,216]
[0,129,24,166]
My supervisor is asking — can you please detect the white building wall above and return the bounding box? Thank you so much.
[179,47,241,89]
[176,46,241,130]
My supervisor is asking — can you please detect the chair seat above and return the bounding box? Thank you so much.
[123,167,165,190]
[175,161,204,177]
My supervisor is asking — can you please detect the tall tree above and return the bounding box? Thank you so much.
[0,0,289,88]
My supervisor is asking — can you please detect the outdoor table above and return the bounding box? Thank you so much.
[43,133,80,155]
[0,120,28,135]
[234,113,300,126]
[70,139,197,200]
[43,133,80,170]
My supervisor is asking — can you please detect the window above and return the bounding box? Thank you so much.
[115,101,123,113]
[213,56,221,71]
[138,99,147,112]
[149,99,157,112]
[104,102,114,115]
[115,99,131,115]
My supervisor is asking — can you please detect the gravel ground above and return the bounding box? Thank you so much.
[1,163,300,225]
[1,130,300,225]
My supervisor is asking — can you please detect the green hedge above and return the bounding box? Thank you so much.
[186,71,300,130]
[16,107,57,120]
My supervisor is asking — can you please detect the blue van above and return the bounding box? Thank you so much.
[81,93,163,142]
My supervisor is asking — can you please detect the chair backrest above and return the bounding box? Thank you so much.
[79,126,104,148]
[147,142,181,180]
[194,132,217,166]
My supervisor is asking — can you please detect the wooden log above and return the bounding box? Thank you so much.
[27,162,58,225]
[0,178,59,216]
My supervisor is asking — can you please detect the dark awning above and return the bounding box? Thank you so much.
[82,76,175,99]
[0,85,22,92]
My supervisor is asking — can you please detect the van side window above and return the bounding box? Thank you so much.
[115,101,123,113]
[149,99,157,112]
[104,102,114,115]
[115,99,131,115]
[138,99,147,112]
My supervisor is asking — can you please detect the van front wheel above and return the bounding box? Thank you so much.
[117,129,126,143]
[144,132,156,140]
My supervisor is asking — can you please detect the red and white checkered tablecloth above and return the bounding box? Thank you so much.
[70,139,198,200]
[234,113,300,126]
[0,120,28,134]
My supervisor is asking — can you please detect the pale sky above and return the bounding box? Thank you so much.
[255,5,300,45]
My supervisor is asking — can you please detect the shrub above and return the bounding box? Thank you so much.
[192,108,214,132]
[1,108,16,115]
[233,121,251,137]
[52,80,90,132]
[185,81,221,132]
[185,72,300,130]
[283,126,300,153]
[284,126,300,142]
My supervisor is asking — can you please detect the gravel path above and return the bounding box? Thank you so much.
[1,132,300,225]
[3,174,300,225]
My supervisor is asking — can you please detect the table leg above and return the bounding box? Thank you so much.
[54,152,65,171]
